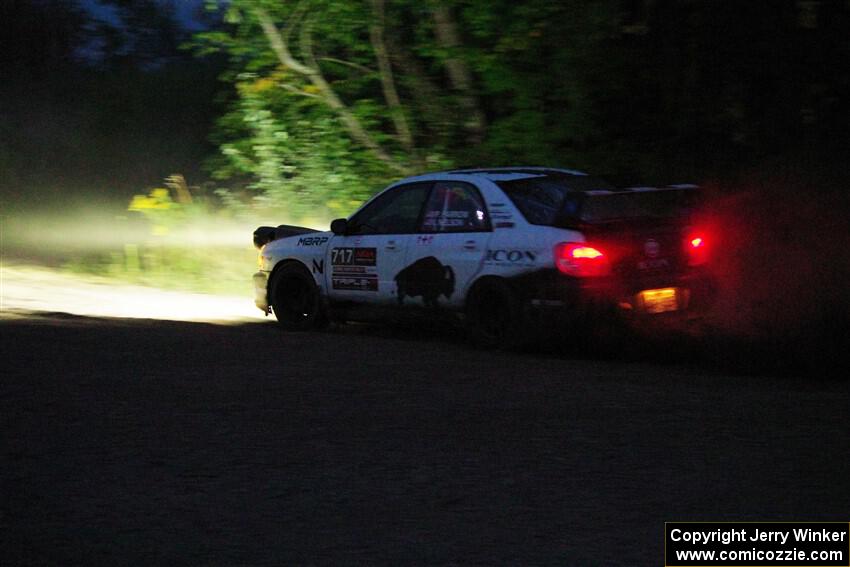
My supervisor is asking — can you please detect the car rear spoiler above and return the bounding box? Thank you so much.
[584,184,699,195]
[253,224,319,249]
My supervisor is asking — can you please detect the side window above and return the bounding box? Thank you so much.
[348,183,432,235]
[419,181,490,233]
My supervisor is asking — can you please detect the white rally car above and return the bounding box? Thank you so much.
[253,167,713,346]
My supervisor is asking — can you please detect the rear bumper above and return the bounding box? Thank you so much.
[583,269,715,317]
[516,268,716,325]
[253,271,270,313]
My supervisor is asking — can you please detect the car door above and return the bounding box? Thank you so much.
[397,180,493,308]
[326,182,432,305]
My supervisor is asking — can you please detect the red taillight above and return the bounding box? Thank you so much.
[555,242,610,277]
[687,233,708,265]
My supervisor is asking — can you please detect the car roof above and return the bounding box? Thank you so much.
[389,168,698,194]
[446,166,588,177]
[394,166,589,185]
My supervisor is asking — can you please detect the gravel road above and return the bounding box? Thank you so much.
[2,313,848,565]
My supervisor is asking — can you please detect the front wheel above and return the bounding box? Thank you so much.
[464,278,529,349]
[269,263,327,331]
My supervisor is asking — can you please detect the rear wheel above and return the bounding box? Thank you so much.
[269,263,327,331]
[465,278,528,349]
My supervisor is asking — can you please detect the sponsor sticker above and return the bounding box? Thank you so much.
[332,275,378,291]
[331,247,378,291]
[485,249,537,265]
[332,247,376,267]
[644,238,660,258]
[394,255,454,307]
[297,236,329,246]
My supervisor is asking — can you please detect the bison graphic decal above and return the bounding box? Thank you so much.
[394,256,455,307]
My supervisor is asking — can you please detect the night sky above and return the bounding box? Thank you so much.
[1,0,221,214]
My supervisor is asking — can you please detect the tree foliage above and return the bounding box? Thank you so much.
[196,0,850,217]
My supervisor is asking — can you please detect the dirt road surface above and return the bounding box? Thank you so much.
[2,311,848,565]
[0,266,260,323]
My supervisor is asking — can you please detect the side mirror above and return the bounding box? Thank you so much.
[330,218,348,235]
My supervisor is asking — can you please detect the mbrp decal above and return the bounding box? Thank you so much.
[331,247,378,291]
[297,236,329,246]
[394,256,455,307]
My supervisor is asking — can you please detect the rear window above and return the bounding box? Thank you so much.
[495,174,614,226]
[496,174,697,226]
[580,189,698,222]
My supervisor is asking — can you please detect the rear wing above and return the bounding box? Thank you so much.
[572,184,701,225]
[584,183,699,195]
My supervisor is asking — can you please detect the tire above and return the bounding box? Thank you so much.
[269,263,327,331]
[464,278,529,349]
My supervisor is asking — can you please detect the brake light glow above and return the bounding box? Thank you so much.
[687,233,708,265]
[555,242,610,277]
[571,246,604,259]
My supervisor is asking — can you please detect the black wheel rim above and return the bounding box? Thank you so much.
[476,287,510,342]
[276,275,314,322]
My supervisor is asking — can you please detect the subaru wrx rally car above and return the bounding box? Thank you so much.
[253,167,713,346]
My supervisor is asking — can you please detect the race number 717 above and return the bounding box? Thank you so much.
[331,248,354,265]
